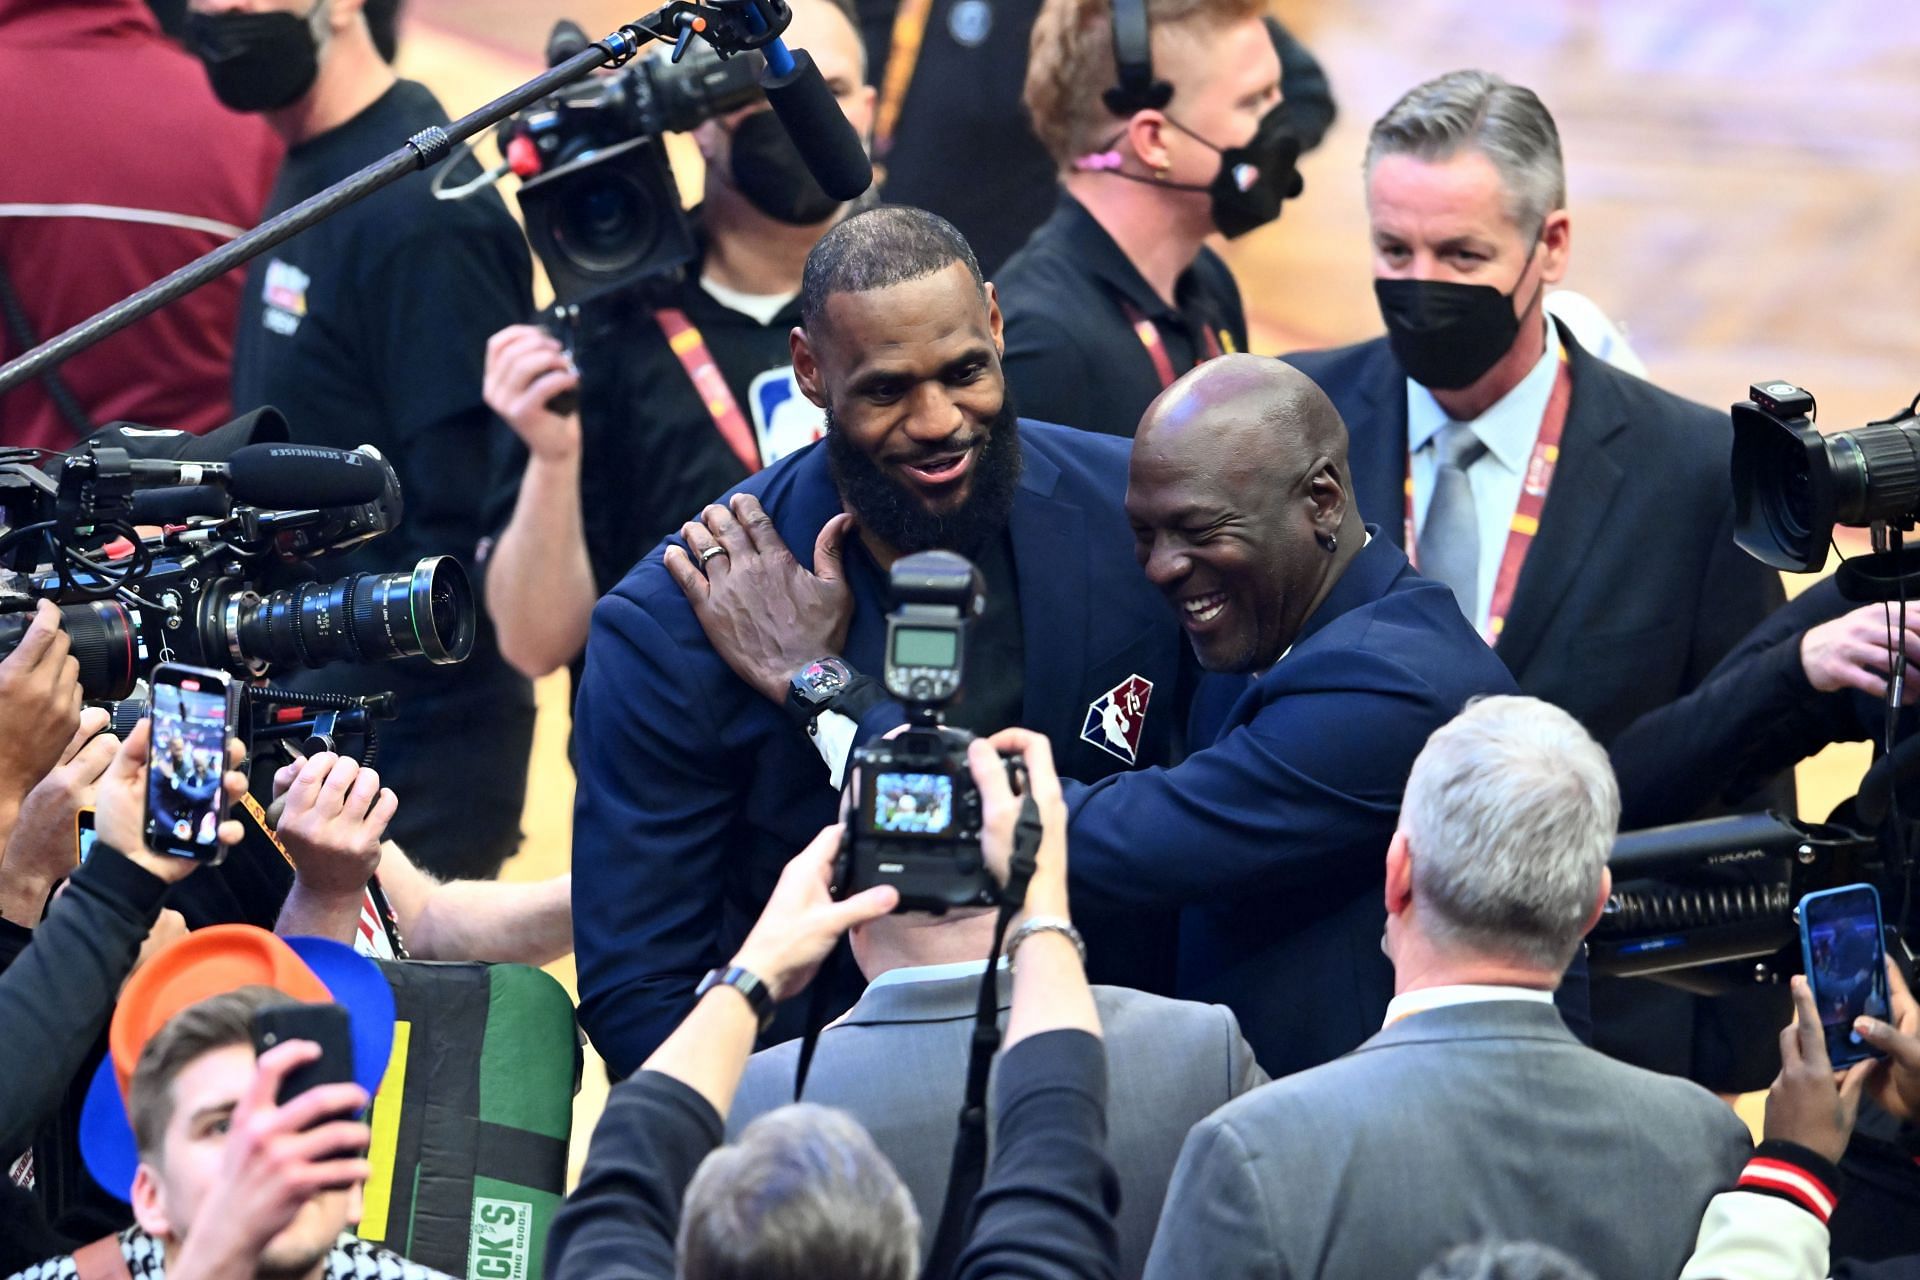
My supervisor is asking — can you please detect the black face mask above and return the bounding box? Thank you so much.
[727,110,842,226]
[1373,244,1545,391]
[1164,105,1305,239]
[185,1,328,114]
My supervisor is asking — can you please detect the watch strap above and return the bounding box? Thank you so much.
[696,965,775,1032]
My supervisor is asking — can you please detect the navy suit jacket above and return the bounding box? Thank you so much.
[1284,324,1785,754]
[1060,533,1536,1076]
[570,421,1185,1076]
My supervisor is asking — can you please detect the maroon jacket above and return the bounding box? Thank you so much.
[0,0,282,449]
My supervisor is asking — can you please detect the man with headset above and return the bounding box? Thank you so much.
[991,0,1303,436]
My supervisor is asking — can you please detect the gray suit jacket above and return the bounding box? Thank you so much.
[1144,1000,1752,1280]
[731,972,1267,1280]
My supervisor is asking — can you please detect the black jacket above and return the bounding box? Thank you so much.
[547,1029,1121,1280]
[1284,323,1786,756]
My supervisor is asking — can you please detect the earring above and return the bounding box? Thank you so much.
[1318,532,1338,554]
[1153,165,1169,182]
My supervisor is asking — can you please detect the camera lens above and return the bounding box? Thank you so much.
[230,556,475,670]
[552,168,660,277]
[0,601,138,700]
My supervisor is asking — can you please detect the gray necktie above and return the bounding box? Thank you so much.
[1422,422,1489,622]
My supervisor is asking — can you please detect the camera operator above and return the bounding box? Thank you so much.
[549,728,1122,1280]
[183,0,535,882]
[478,0,877,683]
[268,752,573,965]
[0,720,246,1272]
[1679,961,1920,1280]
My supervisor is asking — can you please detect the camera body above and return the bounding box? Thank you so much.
[837,552,1025,913]
[504,35,765,305]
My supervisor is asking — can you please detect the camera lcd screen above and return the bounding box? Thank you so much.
[872,772,954,835]
[149,680,228,851]
[1803,887,1888,1064]
[892,626,958,668]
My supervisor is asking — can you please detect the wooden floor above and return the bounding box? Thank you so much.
[391,0,1920,1169]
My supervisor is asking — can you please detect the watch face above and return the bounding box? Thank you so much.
[799,658,850,702]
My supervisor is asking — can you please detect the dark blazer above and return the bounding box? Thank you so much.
[1057,533,1529,1076]
[570,422,1185,1076]
[1284,322,1785,750]
[1145,1000,1752,1280]
[730,973,1266,1280]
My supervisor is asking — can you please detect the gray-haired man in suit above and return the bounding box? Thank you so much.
[730,896,1266,1279]
[1145,695,1753,1280]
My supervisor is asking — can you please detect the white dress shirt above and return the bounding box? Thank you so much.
[1406,317,1559,633]
[866,956,1006,992]
[1382,982,1555,1028]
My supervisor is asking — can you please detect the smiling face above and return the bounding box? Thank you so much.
[1125,356,1352,672]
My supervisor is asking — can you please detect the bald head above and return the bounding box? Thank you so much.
[1126,356,1363,673]
[1137,355,1351,499]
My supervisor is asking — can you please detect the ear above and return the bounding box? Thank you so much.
[1539,208,1572,287]
[1579,866,1612,938]
[1305,457,1347,533]
[131,1161,175,1241]
[693,117,728,164]
[329,0,368,33]
[1124,111,1172,174]
[983,281,1005,356]
[1384,829,1415,918]
[791,326,829,409]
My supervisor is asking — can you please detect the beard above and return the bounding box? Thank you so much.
[826,399,1023,558]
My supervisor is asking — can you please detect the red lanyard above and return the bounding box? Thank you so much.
[1403,344,1573,645]
[874,0,935,157]
[1119,301,1231,390]
[654,308,760,474]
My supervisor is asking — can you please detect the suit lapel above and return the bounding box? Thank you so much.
[1008,441,1095,739]
[1349,342,1411,545]
[1492,328,1629,675]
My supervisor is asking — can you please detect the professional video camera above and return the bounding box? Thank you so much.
[1733,379,1920,572]
[0,422,474,707]
[498,22,767,305]
[835,551,1027,912]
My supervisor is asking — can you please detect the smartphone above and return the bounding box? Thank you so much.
[251,1003,358,1109]
[144,663,239,863]
[75,807,96,864]
[1798,884,1891,1067]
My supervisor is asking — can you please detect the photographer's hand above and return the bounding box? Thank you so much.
[1765,975,1873,1163]
[1854,954,1920,1122]
[94,720,246,883]
[0,600,84,822]
[1801,604,1920,702]
[665,494,856,704]
[484,324,581,462]
[0,706,116,927]
[642,824,895,1118]
[162,1040,372,1280]
[270,753,397,945]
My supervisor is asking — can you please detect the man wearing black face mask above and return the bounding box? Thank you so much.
[186,0,537,883]
[1284,70,1789,1091]
[478,0,878,685]
[987,0,1300,437]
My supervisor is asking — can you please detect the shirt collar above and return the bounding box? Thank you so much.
[1383,982,1555,1028]
[1406,313,1559,472]
[866,956,1006,993]
[1050,194,1186,321]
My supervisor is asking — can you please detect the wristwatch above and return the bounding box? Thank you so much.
[786,657,886,729]
[695,965,776,1033]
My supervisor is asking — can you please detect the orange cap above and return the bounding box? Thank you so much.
[107,924,331,1101]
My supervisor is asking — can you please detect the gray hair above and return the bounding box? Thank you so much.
[1366,70,1566,237]
[1400,696,1618,970]
[678,1103,921,1280]
[1419,1240,1598,1280]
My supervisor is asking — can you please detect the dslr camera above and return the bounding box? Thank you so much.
[836,552,1026,912]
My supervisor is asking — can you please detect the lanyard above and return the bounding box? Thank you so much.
[1403,343,1573,645]
[874,0,938,157]
[1118,300,1230,390]
[654,307,761,474]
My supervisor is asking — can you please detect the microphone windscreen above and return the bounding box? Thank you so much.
[760,47,873,202]
[226,443,387,509]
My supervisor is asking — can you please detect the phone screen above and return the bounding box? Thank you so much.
[76,809,96,864]
[147,674,230,857]
[1802,886,1890,1066]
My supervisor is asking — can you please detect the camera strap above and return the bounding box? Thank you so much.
[0,258,94,440]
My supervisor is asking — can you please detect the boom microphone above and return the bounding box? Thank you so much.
[759,40,873,202]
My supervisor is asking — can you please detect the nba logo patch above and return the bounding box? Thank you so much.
[1082,674,1153,765]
